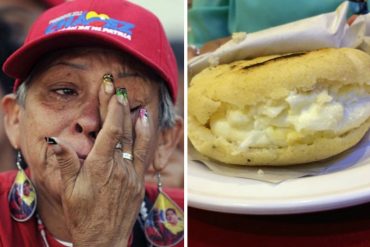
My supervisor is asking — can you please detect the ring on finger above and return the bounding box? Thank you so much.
[122,152,133,161]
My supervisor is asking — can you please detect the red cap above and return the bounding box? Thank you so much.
[41,0,67,8]
[3,0,178,102]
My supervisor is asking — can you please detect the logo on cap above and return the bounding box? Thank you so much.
[45,11,135,40]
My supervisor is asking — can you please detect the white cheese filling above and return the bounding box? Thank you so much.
[210,86,370,149]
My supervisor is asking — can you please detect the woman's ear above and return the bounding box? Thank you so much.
[153,116,183,172]
[2,94,22,149]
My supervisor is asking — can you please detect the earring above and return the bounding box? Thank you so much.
[8,151,37,222]
[144,173,184,247]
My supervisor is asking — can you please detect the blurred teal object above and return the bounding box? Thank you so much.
[349,0,368,14]
[188,0,368,47]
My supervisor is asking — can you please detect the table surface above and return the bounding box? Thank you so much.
[188,202,370,247]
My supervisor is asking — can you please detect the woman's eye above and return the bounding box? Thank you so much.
[54,88,77,96]
[130,105,141,113]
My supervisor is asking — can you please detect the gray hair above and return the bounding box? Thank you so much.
[15,78,29,107]
[158,80,176,129]
[16,77,176,129]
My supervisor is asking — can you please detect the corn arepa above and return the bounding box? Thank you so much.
[188,48,370,166]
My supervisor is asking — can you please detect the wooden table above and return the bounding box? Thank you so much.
[188,202,370,247]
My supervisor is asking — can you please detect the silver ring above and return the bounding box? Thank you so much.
[115,143,122,149]
[122,152,133,161]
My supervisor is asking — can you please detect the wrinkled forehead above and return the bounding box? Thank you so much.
[29,46,160,82]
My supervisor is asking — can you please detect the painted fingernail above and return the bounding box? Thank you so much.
[103,73,114,82]
[45,137,58,145]
[139,108,149,123]
[103,74,114,94]
[116,88,128,105]
[104,81,114,94]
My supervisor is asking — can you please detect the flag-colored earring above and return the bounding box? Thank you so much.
[144,173,184,247]
[8,151,37,222]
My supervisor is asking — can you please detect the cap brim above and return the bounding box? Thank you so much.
[3,30,176,101]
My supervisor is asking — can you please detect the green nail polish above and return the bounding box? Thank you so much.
[116,88,128,105]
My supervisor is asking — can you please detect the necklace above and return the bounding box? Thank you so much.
[36,201,148,247]
[36,214,51,247]
[37,214,73,247]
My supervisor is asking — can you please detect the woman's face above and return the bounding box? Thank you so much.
[15,49,161,201]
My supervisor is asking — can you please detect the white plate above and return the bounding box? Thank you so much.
[188,133,370,215]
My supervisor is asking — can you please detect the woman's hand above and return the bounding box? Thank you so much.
[47,82,152,246]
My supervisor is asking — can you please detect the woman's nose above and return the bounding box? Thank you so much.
[74,102,101,139]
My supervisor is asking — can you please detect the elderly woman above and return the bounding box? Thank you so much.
[0,0,184,246]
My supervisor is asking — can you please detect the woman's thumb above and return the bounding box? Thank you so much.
[45,137,80,194]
